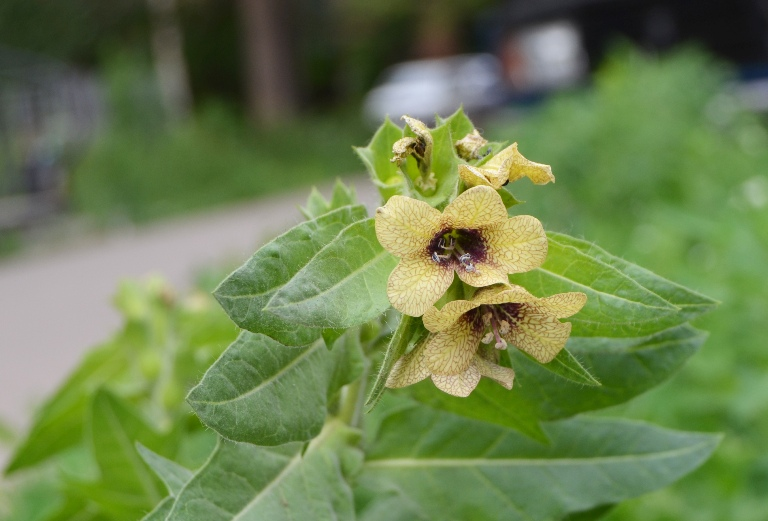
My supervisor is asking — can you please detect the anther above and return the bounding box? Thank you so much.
[481,332,494,344]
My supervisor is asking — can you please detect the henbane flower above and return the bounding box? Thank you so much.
[459,143,555,189]
[386,284,586,397]
[375,185,547,316]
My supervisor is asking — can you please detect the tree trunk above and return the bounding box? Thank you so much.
[237,0,299,125]
[146,0,193,122]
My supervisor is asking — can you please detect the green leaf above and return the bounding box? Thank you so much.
[365,315,424,411]
[355,401,720,521]
[420,118,461,208]
[511,232,716,337]
[214,204,367,346]
[500,187,522,209]
[403,325,704,439]
[4,341,126,473]
[84,389,169,520]
[187,331,363,445]
[354,117,404,202]
[538,348,601,386]
[265,218,397,329]
[136,443,193,497]
[300,180,359,220]
[141,497,174,521]
[165,423,360,521]
[435,107,476,140]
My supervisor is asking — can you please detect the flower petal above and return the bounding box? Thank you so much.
[505,311,572,363]
[475,355,515,390]
[424,317,483,375]
[505,144,555,185]
[456,261,509,287]
[423,299,481,333]
[482,144,516,171]
[375,195,442,257]
[387,256,454,316]
[483,215,547,274]
[472,284,538,306]
[458,164,505,189]
[386,342,429,388]
[431,362,481,397]
[442,186,507,229]
[535,292,587,318]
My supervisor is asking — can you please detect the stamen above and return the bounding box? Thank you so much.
[491,316,507,350]
[481,332,494,344]
[499,320,510,335]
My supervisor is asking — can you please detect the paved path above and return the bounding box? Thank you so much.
[0,178,378,464]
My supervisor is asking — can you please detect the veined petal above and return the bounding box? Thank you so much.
[483,215,547,274]
[458,164,505,190]
[475,355,515,390]
[483,143,517,171]
[431,362,481,397]
[375,195,442,257]
[505,311,572,363]
[386,341,429,388]
[442,186,507,229]
[456,261,509,287]
[424,318,483,375]
[472,284,538,306]
[387,256,454,316]
[535,292,587,318]
[423,299,481,333]
[503,143,555,185]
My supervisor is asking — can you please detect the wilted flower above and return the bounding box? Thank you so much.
[459,143,555,189]
[385,284,586,397]
[454,129,490,161]
[391,116,433,167]
[375,186,547,316]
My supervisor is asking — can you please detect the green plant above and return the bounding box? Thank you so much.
[3,106,720,520]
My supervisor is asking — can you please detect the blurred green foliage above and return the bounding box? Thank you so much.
[0,278,238,520]
[70,54,368,225]
[488,46,768,521]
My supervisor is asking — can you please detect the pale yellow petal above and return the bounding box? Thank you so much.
[535,292,587,318]
[402,115,433,155]
[472,284,538,306]
[456,261,509,288]
[454,130,488,161]
[475,355,515,390]
[375,195,442,257]
[482,144,517,171]
[442,186,507,229]
[505,311,572,363]
[503,143,555,185]
[431,362,481,397]
[483,215,547,274]
[387,256,454,317]
[458,164,505,190]
[422,299,480,333]
[424,318,483,375]
[386,341,429,388]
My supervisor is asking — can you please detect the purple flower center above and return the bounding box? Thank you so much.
[428,228,487,273]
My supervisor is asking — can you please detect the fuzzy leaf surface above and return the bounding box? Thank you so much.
[136,443,193,497]
[214,204,367,346]
[164,424,359,521]
[355,402,720,521]
[265,218,397,329]
[511,233,717,337]
[405,325,704,439]
[187,332,363,445]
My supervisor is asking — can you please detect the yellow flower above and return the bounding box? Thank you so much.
[386,284,586,397]
[458,143,555,189]
[374,186,547,316]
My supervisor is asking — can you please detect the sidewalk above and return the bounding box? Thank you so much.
[0,178,377,463]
